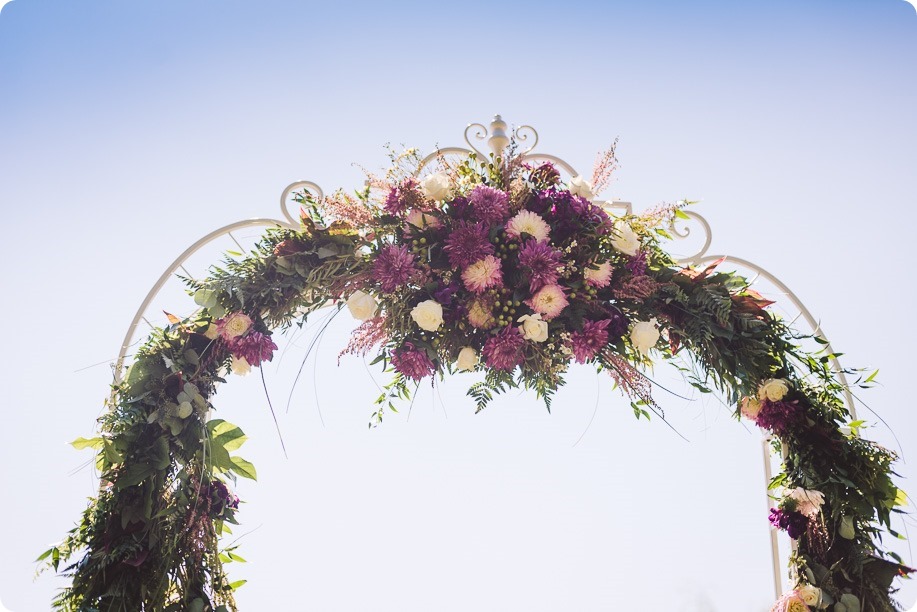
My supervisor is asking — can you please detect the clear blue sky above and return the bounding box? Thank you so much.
[1,1,916,610]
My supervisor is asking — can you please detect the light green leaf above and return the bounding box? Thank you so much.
[230,456,257,480]
[71,437,104,451]
[228,580,247,590]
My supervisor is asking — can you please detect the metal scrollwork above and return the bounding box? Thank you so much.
[280,180,324,227]
[670,210,714,264]
[513,124,539,155]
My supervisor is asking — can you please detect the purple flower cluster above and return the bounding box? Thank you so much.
[373,244,417,293]
[229,331,278,367]
[569,319,611,364]
[391,342,435,380]
[469,185,510,225]
[517,240,563,292]
[383,178,420,215]
[443,221,494,268]
[482,326,526,371]
[769,507,809,539]
[204,479,240,518]
[755,400,802,436]
[626,251,648,277]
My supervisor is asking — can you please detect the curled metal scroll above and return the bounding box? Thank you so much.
[280,180,324,227]
[670,210,714,263]
[463,122,489,158]
[415,146,475,177]
[513,124,539,155]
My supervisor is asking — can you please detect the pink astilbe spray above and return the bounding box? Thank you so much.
[590,138,619,196]
[339,316,388,364]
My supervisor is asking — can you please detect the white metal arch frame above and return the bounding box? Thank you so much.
[114,115,856,601]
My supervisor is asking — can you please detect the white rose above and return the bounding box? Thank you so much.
[517,313,548,343]
[410,299,444,332]
[231,355,251,376]
[456,347,478,371]
[568,175,594,200]
[630,318,660,355]
[758,378,790,401]
[797,585,821,607]
[420,172,452,201]
[346,290,378,321]
[611,220,641,256]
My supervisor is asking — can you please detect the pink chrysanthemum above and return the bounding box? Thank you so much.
[482,326,526,371]
[462,255,503,294]
[569,319,611,363]
[467,297,496,329]
[444,221,494,268]
[391,342,436,380]
[526,284,568,320]
[518,240,563,292]
[229,331,278,367]
[469,185,510,225]
[373,244,417,293]
[584,261,613,288]
[505,210,550,243]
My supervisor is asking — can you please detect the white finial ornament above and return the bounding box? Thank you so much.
[487,114,509,158]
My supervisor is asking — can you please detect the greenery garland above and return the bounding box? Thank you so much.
[43,146,911,611]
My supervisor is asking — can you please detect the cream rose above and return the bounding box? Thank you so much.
[517,313,549,343]
[410,299,444,332]
[740,397,762,420]
[758,378,790,401]
[630,318,660,355]
[568,175,594,200]
[346,290,378,321]
[611,220,641,256]
[420,172,452,201]
[231,355,251,376]
[203,323,220,340]
[797,585,821,607]
[456,347,478,371]
[220,312,252,340]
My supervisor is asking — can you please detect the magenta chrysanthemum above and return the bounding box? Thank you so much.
[469,185,509,225]
[391,342,435,380]
[443,221,494,268]
[482,326,525,371]
[569,319,611,363]
[526,284,568,320]
[754,400,803,436]
[518,240,563,292]
[373,244,417,293]
[462,255,503,293]
[229,331,278,367]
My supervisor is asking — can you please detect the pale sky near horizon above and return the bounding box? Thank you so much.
[1,1,916,610]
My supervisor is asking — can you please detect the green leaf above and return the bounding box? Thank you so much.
[228,580,248,590]
[864,369,879,384]
[71,437,104,451]
[230,456,257,480]
[103,440,124,464]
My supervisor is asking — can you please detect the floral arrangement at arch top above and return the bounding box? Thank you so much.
[43,143,912,611]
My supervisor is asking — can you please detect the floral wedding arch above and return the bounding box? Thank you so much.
[42,117,911,612]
